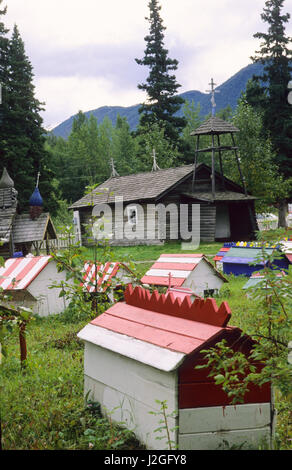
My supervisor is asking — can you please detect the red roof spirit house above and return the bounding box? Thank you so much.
[0,255,73,316]
[81,261,137,301]
[141,253,227,297]
[78,285,272,450]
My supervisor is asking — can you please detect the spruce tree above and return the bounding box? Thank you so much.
[135,0,186,147]
[0,1,9,128]
[246,0,292,226]
[0,23,57,213]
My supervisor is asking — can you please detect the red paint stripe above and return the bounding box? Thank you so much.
[0,258,23,286]
[151,262,197,271]
[91,313,203,354]
[141,276,184,286]
[83,264,99,291]
[82,262,121,292]
[97,262,108,286]
[5,258,40,290]
[99,262,118,291]
[97,262,118,287]
[102,303,221,342]
[20,256,51,289]
[82,262,96,282]
[160,253,203,258]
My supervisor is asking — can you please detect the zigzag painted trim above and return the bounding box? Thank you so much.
[124,284,231,328]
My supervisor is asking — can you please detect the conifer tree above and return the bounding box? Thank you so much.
[0,1,9,129]
[0,23,57,213]
[246,0,292,226]
[135,0,186,147]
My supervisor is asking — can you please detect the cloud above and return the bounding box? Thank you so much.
[29,43,147,85]
[35,75,146,129]
[4,0,292,128]
[5,0,149,47]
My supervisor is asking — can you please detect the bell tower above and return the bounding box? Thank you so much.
[190,78,247,200]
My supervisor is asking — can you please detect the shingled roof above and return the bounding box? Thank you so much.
[12,213,57,244]
[190,116,239,136]
[70,164,195,209]
[182,191,256,202]
[0,169,18,243]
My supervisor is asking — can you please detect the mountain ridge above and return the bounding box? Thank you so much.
[51,62,264,139]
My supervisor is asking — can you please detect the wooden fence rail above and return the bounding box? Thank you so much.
[33,237,72,254]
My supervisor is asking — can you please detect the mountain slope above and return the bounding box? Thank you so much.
[52,62,264,139]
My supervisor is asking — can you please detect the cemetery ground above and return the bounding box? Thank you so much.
[1,239,291,450]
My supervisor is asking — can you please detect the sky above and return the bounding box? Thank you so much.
[4,0,292,129]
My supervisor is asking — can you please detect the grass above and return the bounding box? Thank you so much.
[0,314,143,450]
[84,240,223,262]
[1,239,291,450]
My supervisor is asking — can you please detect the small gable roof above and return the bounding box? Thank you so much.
[12,213,57,244]
[221,246,291,266]
[78,285,242,372]
[243,271,287,290]
[0,255,51,290]
[81,261,135,293]
[141,253,227,286]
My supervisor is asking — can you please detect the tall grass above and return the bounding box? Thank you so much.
[1,237,291,450]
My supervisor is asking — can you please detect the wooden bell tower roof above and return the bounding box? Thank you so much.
[190,78,247,199]
[190,116,239,136]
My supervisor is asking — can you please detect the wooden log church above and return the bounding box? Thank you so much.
[70,161,258,246]
[71,92,258,246]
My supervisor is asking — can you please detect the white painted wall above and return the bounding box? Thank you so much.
[27,259,72,316]
[178,404,271,450]
[83,341,178,450]
[182,259,224,296]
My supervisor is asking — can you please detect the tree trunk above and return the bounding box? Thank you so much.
[19,322,27,369]
[277,200,288,228]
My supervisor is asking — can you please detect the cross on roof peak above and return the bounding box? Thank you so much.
[151,148,160,171]
[110,158,119,178]
[206,78,220,117]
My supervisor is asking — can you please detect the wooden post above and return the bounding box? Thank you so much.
[216,134,225,191]
[211,134,216,199]
[192,135,200,192]
[19,322,27,369]
[46,233,50,255]
[231,133,247,196]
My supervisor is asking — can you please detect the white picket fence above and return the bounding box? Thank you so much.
[35,237,73,254]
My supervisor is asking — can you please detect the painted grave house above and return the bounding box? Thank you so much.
[0,255,72,316]
[78,284,272,450]
[81,261,138,302]
[141,253,227,297]
[0,168,57,258]
[220,244,291,276]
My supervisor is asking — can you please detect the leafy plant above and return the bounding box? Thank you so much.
[149,399,178,450]
[197,230,292,449]
[83,402,143,450]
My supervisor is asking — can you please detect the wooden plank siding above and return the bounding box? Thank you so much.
[178,355,271,409]
[80,203,164,246]
[75,165,255,246]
